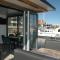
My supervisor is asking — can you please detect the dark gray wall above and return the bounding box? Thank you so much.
[0,25,6,43]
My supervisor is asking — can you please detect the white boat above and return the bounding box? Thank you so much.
[38,27,60,37]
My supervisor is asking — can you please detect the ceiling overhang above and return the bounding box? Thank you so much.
[0,0,55,12]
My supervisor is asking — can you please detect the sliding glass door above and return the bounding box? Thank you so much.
[30,13,38,49]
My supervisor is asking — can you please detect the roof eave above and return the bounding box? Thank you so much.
[40,0,56,10]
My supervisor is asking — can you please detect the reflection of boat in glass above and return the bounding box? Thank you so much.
[38,27,60,37]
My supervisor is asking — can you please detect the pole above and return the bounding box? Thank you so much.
[23,11,26,50]
[26,11,30,51]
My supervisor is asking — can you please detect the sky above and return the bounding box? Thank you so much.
[38,0,60,24]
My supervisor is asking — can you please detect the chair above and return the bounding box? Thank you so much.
[2,35,11,51]
[19,36,23,49]
[9,34,15,37]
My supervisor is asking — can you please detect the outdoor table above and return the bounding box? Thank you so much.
[9,37,19,49]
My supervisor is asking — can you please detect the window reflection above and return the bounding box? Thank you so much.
[30,13,37,48]
[8,15,24,37]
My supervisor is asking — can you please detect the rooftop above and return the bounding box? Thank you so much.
[0,0,55,12]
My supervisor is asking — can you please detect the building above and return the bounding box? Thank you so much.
[38,20,46,29]
[38,20,46,25]
[0,0,55,51]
